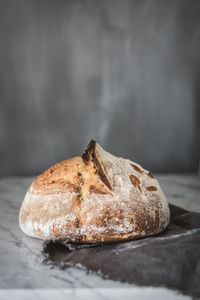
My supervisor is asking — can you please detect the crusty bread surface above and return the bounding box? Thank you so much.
[19,140,170,242]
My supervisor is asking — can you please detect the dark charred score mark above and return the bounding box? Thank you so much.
[51,180,55,184]
[129,175,141,191]
[50,169,54,174]
[82,139,113,191]
[81,139,96,165]
[130,163,143,174]
[147,172,154,179]
[77,172,82,177]
[146,186,157,192]
[89,185,108,195]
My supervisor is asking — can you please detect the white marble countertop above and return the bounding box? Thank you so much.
[0,174,199,300]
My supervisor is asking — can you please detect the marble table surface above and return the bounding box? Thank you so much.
[0,174,199,300]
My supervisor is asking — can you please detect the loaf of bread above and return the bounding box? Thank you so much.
[19,140,170,242]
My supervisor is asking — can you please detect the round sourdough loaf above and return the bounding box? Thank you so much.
[19,140,170,242]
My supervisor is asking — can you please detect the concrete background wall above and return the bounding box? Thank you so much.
[0,0,200,176]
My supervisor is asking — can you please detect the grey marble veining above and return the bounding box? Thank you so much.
[0,175,199,299]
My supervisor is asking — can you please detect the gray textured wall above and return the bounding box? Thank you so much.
[0,0,200,176]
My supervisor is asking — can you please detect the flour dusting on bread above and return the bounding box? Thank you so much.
[19,140,170,242]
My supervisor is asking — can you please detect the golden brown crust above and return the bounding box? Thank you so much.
[30,141,113,199]
[31,157,86,195]
[78,229,163,243]
[19,140,170,242]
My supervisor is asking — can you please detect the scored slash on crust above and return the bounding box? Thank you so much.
[146,186,157,191]
[130,163,143,174]
[129,174,141,191]
[19,139,170,242]
[82,140,113,192]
